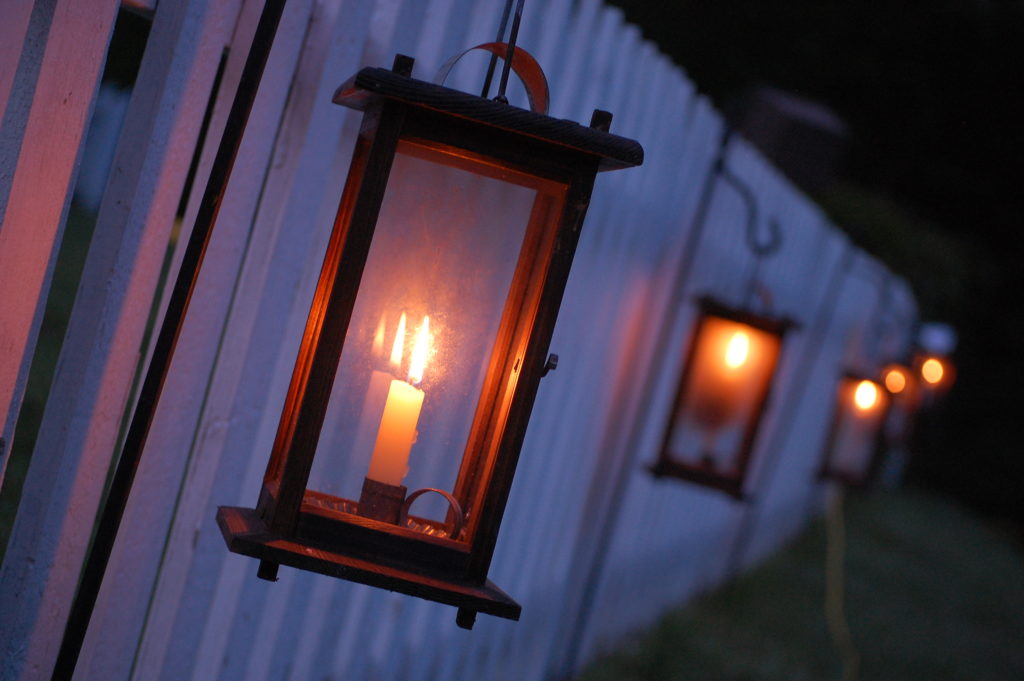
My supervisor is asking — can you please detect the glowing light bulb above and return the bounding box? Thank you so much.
[853,380,879,411]
[921,358,944,385]
[724,331,750,369]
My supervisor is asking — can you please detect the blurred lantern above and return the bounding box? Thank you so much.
[882,363,911,396]
[648,134,795,498]
[216,39,642,628]
[817,373,891,487]
[651,298,793,497]
[913,321,957,400]
[915,352,955,397]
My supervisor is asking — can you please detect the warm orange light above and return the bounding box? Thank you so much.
[921,357,944,385]
[389,312,407,369]
[408,316,430,384]
[884,367,907,394]
[372,315,387,357]
[724,331,750,369]
[853,380,880,411]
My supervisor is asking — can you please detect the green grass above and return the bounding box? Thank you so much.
[576,490,1024,681]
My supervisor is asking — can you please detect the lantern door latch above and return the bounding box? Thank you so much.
[542,353,558,377]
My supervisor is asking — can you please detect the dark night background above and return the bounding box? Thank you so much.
[607,0,1024,527]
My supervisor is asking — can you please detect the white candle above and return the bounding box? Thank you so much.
[366,378,424,486]
[353,370,394,463]
[365,315,430,487]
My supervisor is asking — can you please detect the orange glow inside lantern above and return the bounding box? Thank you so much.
[818,374,890,486]
[920,357,945,385]
[652,299,792,498]
[882,365,909,395]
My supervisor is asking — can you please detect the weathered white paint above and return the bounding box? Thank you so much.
[0,0,35,125]
[0,0,119,489]
[0,1,243,680]
[0,1,919,679]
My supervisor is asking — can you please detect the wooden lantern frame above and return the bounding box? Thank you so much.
[216,54,642,628]
[650,296,794,499]
[816,372,891,488]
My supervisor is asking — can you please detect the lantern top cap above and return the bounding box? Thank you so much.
[695,295,799,334]
[332,59,644,171]
[840,370,884,385]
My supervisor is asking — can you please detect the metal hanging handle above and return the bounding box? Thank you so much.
[434,42,550,114]
[400,488,466,540]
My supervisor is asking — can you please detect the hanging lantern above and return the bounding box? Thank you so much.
[651,297,793,498]
[817,373,891,487]
[915,353,955,396]
[881,363,911,397]
[215,49,642,629]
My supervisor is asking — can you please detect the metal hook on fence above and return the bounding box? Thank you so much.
[718,163,784,260]
[717,154,784,310]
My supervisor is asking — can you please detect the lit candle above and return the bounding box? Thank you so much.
[366,315,430,487]
[688,322,757,432]
[852,379,880,414]
[920,357,944,385]
[352,314,402,465]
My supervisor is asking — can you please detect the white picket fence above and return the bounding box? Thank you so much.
[0,1,917,680]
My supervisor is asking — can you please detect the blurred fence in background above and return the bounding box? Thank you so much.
[0,0,916,679]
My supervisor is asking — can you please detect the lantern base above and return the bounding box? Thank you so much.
[648,460,748,501]
[216,505,521,627]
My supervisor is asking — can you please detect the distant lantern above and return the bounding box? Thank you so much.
[882,364,910,396]
[817,373,891,487]
[216,51,642,628]
[650,297,794,498]
[916,353,955,396]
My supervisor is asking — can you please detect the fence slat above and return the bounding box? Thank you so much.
[0,0,119,486]
[0,2,121,679]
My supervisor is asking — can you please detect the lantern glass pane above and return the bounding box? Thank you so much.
[306,141,562,543]
[827,378,887,479]
[665,316,781,473]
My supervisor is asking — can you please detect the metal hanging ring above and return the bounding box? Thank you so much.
[434,42,550,114]
[399,488,466,540]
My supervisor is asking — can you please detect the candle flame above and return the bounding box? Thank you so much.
[408,316,430,384]
[372,315,387,357]
[724,331,750,369]
[390,312,407,369]
[921,357,944,385]
[853,380,879,411]
[884,367,907,394]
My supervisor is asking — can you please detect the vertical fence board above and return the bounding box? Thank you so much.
[0,0,119,486]
[0,2,120,679]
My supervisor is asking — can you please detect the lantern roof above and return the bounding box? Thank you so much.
[696,295,799,335]
[333,65,644,171]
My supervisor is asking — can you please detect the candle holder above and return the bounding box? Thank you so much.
[650,296,794,498]
[816,372,891,487]
[215,48,642,629]
[357,478,407,524]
